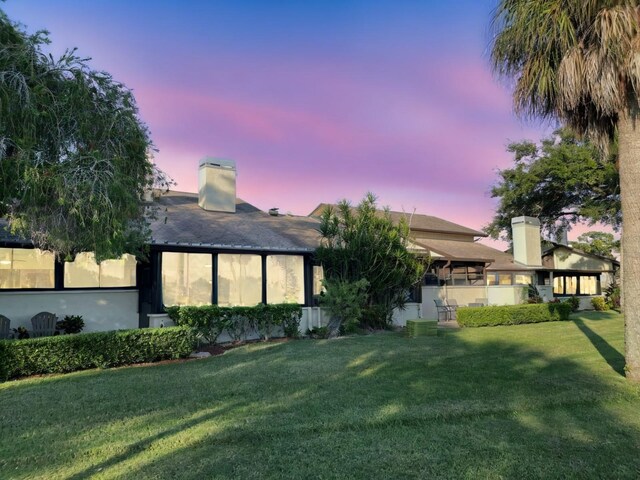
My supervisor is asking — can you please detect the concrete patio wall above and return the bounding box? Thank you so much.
[0,289,139,333]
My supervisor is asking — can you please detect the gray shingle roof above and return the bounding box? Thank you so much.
[309,203,486,237]
[149,191,321,252]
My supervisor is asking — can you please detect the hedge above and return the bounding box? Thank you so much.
[166,303,303,343]
[456,303,572,327]
[0,326,197,381]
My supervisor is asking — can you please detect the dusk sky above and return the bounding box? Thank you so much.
[4,1,558,246]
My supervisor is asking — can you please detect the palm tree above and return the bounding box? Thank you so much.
[490,0,640,381]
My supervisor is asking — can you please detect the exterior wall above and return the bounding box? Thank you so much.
[0,290,139,333]
[421,285,541,320]
[391,303,422,326]
[553,248,614,271]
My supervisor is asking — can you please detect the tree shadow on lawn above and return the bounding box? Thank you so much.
[573,317,625,375]
[2,324,640,479]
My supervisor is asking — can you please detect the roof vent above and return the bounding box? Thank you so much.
[198,157,236,213]
[268,207,279,216]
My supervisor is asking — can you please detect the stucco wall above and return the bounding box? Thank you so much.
[421,285,536,320]
[553,248,614,271]
[0,290,139,333]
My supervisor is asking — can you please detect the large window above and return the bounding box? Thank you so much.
[162,252,212,306]
[0,248,55,289]
[64,252,136,288]
[553,274,600,296]
[487,273,513,286]
[514,274,534,285]
[313,265,324,296]
[217,254,262,306]
[267,255,304,304]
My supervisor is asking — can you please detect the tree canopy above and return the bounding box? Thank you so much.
[490,0,640,381]
[0,9,169,261]
[486,128,620,241]
[315,193,426,329]
[570,231,620,259]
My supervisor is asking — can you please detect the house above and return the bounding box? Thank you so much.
[0,159,618,334]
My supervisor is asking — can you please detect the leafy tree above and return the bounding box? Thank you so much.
[570,231,620,258]
[0,9,169,261]
[486,129,619,241]
[315,193,426,329]
[490,0,640,381]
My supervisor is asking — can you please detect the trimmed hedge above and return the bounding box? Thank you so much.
[166,303,303,343]
[457,303,572,327]
[0,326,197,381]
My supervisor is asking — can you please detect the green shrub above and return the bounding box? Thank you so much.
[167,304,303,343]
[55,315,85,334]
[605,279,621,309]
[591,296,608,311]
[565,296,580,312]
[319,278,369,336]
[0,326,197,381]
[307,326,330,339]
[457,303,572,327]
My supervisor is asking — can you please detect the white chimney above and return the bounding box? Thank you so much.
[511,216,542,267]
[198,158,236,213]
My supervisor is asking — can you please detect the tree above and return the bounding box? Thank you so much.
[491,0,640,381]
[486,129,619,241]
[0,9,169,261]
[570,231,620,258]
[315,193,426,330]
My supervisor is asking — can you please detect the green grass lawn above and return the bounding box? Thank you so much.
[1,311,640,479]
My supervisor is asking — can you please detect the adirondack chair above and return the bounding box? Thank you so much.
[0,314,11,340]
[31,312,57,338]
[433,299,451,322]
[446,299,459,320]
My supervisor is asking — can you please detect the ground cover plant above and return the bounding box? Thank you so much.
[1,311,639,479]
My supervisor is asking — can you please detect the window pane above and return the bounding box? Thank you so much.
[267,255,304,304]
[487,274,498,286]
[217,254,262,306]
[580,276,599,295]
[313,265,324,296]
[162,252,212,306]
[498,274,512,285]
[0,248,55,289]
[514,274,534,285]
[100,254,137,287]
[553,276,564,295]
[64,252,100,288]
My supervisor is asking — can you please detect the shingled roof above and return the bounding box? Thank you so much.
[149,191,322,252]
[309,203,486,237]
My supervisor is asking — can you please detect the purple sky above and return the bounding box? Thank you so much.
[4,1,562,246]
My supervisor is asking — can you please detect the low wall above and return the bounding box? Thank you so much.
[391,303,422,326]
[0,289,139,333]
[421,285,538,320]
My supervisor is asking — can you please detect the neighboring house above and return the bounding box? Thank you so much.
[0,159,618,333]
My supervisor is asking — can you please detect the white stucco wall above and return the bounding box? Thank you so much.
[553,248,614,271]
[421,285,538,320]
[391,303,422,327]
[0,290,139,333]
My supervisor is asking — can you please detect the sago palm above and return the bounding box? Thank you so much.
[491,0,640,381]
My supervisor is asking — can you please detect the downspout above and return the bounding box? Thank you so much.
[484,261,493,304]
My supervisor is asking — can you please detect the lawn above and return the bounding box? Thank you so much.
[1,311,640,479]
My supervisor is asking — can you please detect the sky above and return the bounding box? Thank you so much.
[3,0,561,247]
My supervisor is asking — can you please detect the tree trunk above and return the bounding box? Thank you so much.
[618,112,640,382]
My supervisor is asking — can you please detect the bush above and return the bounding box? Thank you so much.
[167,304,303,343]
[0,326,197,381]
[457,303,572,327]
[565,296,580,312]
[591,297,608,311]
[55,315,85,334]
[319,278,369,336]
[307,326,330,339]
[605,279,621,310]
